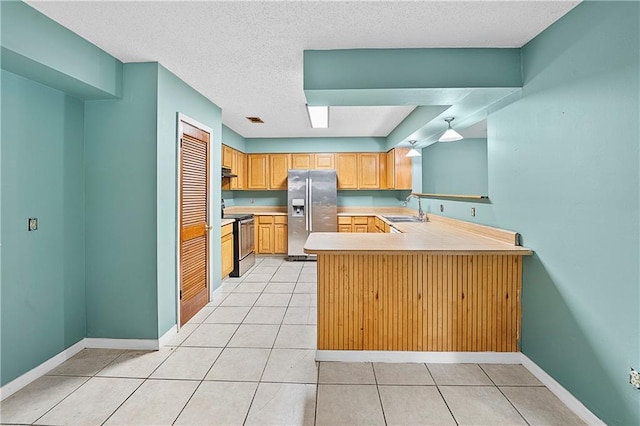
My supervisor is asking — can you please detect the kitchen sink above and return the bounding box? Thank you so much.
[382,216,424,223]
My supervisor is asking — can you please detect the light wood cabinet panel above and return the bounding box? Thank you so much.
[247,154,269,190]
[386,150,395,189]
[291,153,313,169]
[314,153,335,169]
[394,147,412,190]
[353,224,368,233]
[378,153,388,190]
[353,216,368,225]
[338,225,352,233]
[229,150,239,190]
[221,224,234,278]
[269,153,290,190]
[336,153,358,189]
[274,224,288,254]
[222,144,234,169]
[368,217,376,233]
[258,224,273,253]
[358,153,380,189]
[236,151,246,189]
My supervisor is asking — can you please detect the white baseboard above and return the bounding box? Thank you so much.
[315,350,522,364]
[159,325,178,347]
[84,338,160,351]
[520,354,605,425]
[0,339,85,401]
[1,332,174,401]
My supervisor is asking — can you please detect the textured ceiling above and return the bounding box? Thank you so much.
[27,0,580,139]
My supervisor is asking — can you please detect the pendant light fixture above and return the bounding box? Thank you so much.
[438,117,464,142]
[406,140,421,157]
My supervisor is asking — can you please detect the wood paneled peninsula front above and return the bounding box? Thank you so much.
[304,216,533,353]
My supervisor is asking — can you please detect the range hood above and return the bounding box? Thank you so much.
[222,167,237,178]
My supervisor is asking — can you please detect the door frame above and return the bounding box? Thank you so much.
[175,113,213,330]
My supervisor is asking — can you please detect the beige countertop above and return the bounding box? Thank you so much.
[304,219,532,255]
[221,218,235,226]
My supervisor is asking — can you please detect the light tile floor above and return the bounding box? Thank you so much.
[1,256,586,425]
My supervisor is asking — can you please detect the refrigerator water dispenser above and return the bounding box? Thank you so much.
[291,198,305,217]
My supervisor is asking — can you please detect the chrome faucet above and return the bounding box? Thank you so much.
[403,194,427,222]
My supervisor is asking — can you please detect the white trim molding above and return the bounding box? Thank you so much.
[84,338,160,351]
[520,354,605,425]
[0,339,85,401]
[0,333,175,401]
[159,325,178,347]
[316,350,523,364]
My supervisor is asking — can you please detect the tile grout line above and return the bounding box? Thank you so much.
[371,363,389,425]
[425,363,460,426]
[477,364,532,426]
[242,257,291,425]
[32,349,128,425]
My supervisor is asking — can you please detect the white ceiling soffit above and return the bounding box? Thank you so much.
[26,1,580,139]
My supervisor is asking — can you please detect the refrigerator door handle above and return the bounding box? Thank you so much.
[309,178,313,232]
[305,178,309,231]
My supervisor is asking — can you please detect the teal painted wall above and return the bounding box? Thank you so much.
[304,48,522,90]
[421,3,639,424]
[1,70,86,385]
[422,138,488,195]
[222,125,245,152]
[84,63,159,339]
[157,64,223,335]
[245,137,386,153]
[0,1,122,100]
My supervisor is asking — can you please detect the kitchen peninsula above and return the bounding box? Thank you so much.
[304,215,532,354]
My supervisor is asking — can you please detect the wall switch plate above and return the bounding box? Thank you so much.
[471,207,476,217]
[440,204,444,212]
[28,218,38,231]
[630,368,640,389]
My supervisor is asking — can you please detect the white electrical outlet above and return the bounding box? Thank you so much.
[630,368,640,389]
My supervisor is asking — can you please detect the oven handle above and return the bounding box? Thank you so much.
[239,218,254,225]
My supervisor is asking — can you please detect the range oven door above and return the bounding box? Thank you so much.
[238,218,255,260]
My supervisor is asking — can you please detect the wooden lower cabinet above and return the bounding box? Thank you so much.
[221,223,234,278]
[274,220,288,254]
[255,215,288,254]
[338,215,376,233]
[316,253,524,352]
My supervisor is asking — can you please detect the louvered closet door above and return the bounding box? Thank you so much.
[180,120,210,326]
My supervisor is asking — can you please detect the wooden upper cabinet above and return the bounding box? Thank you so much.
[269,153,290,189]
[394,147,412,190]
[358,153,380,189]
[247,154,269,189]
[386,150,395,189]
[335,153,358,189]
[231,151,246,190]
[314,153,335,170]
[291,153,313,170]
[222,144,234,168]
[378,152,388,190]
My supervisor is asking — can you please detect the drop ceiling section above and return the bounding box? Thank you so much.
[26,1,581,138]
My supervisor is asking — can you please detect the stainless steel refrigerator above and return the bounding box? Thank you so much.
[287,169,337,259]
